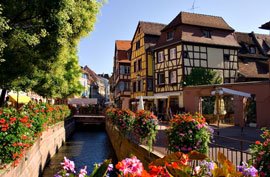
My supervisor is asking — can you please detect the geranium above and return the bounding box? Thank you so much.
[116,156,144,176]
[0,103,70,166]
[250,128,270,176]
[115,109,135,136]
[106,107,119,124]
[167,113,212,154]
[133,110,158,150]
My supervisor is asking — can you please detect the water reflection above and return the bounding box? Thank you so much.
[42,125,117,177]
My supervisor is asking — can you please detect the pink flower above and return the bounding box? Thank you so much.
[78,166,87,177]
[61,157,76,173]
[116,156,144,176]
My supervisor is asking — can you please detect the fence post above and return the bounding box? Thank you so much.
[240,140,243,164]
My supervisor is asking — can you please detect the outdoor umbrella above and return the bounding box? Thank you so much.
[137,96,144,110]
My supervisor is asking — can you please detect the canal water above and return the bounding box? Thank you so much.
[42,124,117,177]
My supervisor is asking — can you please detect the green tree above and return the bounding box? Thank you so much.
[0,5,9,63]
[0,0,102,105]
[184,67,222,86]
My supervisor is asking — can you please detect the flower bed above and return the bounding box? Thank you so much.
[167,113,213,154]
[0,103,70,167]
[55,151,258,177]
[106,108,158,150]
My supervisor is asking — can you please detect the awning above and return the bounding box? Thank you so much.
[135,96,168,100]
[211,87,252,98]
[8,94,31,104]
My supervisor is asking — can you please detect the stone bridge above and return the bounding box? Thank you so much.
[73,115,105,125]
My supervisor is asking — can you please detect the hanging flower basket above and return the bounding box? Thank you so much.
[167,113,213,154]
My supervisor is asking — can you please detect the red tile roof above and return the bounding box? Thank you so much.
[254,33,270,55]
[163,12,234,31]
[116,40,131,50]
[238,61,269,79]
[139,21,166,36]
[180,26,239,47]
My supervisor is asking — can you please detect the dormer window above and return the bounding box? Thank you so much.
[249,46,256,54]
[202,30,211,38]
[167,31,174,41]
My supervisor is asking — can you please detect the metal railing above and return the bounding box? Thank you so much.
[208,134,254,165]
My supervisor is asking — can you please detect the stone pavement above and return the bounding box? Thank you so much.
[152,122,263,155]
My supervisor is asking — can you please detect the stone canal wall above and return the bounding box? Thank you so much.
[0,117,75,177]
[105,120,164,169]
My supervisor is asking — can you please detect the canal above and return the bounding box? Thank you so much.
[42,124,117,177]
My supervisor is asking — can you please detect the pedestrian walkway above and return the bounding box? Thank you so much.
[152,122,263,155]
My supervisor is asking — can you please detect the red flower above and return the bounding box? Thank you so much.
[1,124,9,131]
[10,117,17,124]
[255,141,261,145]
[0,118,6,124]
[21,135,28,140]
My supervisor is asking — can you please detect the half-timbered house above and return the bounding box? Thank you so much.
[112,40,131,109]
[153,12,240,115]
[130,21,166,109]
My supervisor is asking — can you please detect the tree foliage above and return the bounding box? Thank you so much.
[0,0,102,101]
[184,67,222,86]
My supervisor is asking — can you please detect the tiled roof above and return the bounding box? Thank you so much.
[180,27,239,47]
[116,40,131,50]
[254,33,270,56]
[83,65,98,82]
[234,32,256,45]
[139,21,166,36]
[260,21,270,30]
[238,60,269,79]
[163,12,234,31]
[234,32,268,58]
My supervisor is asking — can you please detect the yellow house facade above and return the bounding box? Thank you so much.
[130,21,166,109]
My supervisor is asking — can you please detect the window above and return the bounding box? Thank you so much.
[136,41,140,50]
[124,82,130,91]
[134,61,137,72]
[133,82,136,92]
[169,70,177,84]
[202,30,211,38]
[224,54,230,61]
[137,80,141,92]
[147,78,153,91]
[157,72,165,85]
[125,66,130,74]
[157,51,164,62]
[138,59,142,71]
[120,65,130,74]
[167,31,174,41]
[183,51,189,58]
[169,48,176,60]
[249,46,256,54]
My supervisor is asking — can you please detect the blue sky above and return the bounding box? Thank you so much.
[78,0,270,75]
